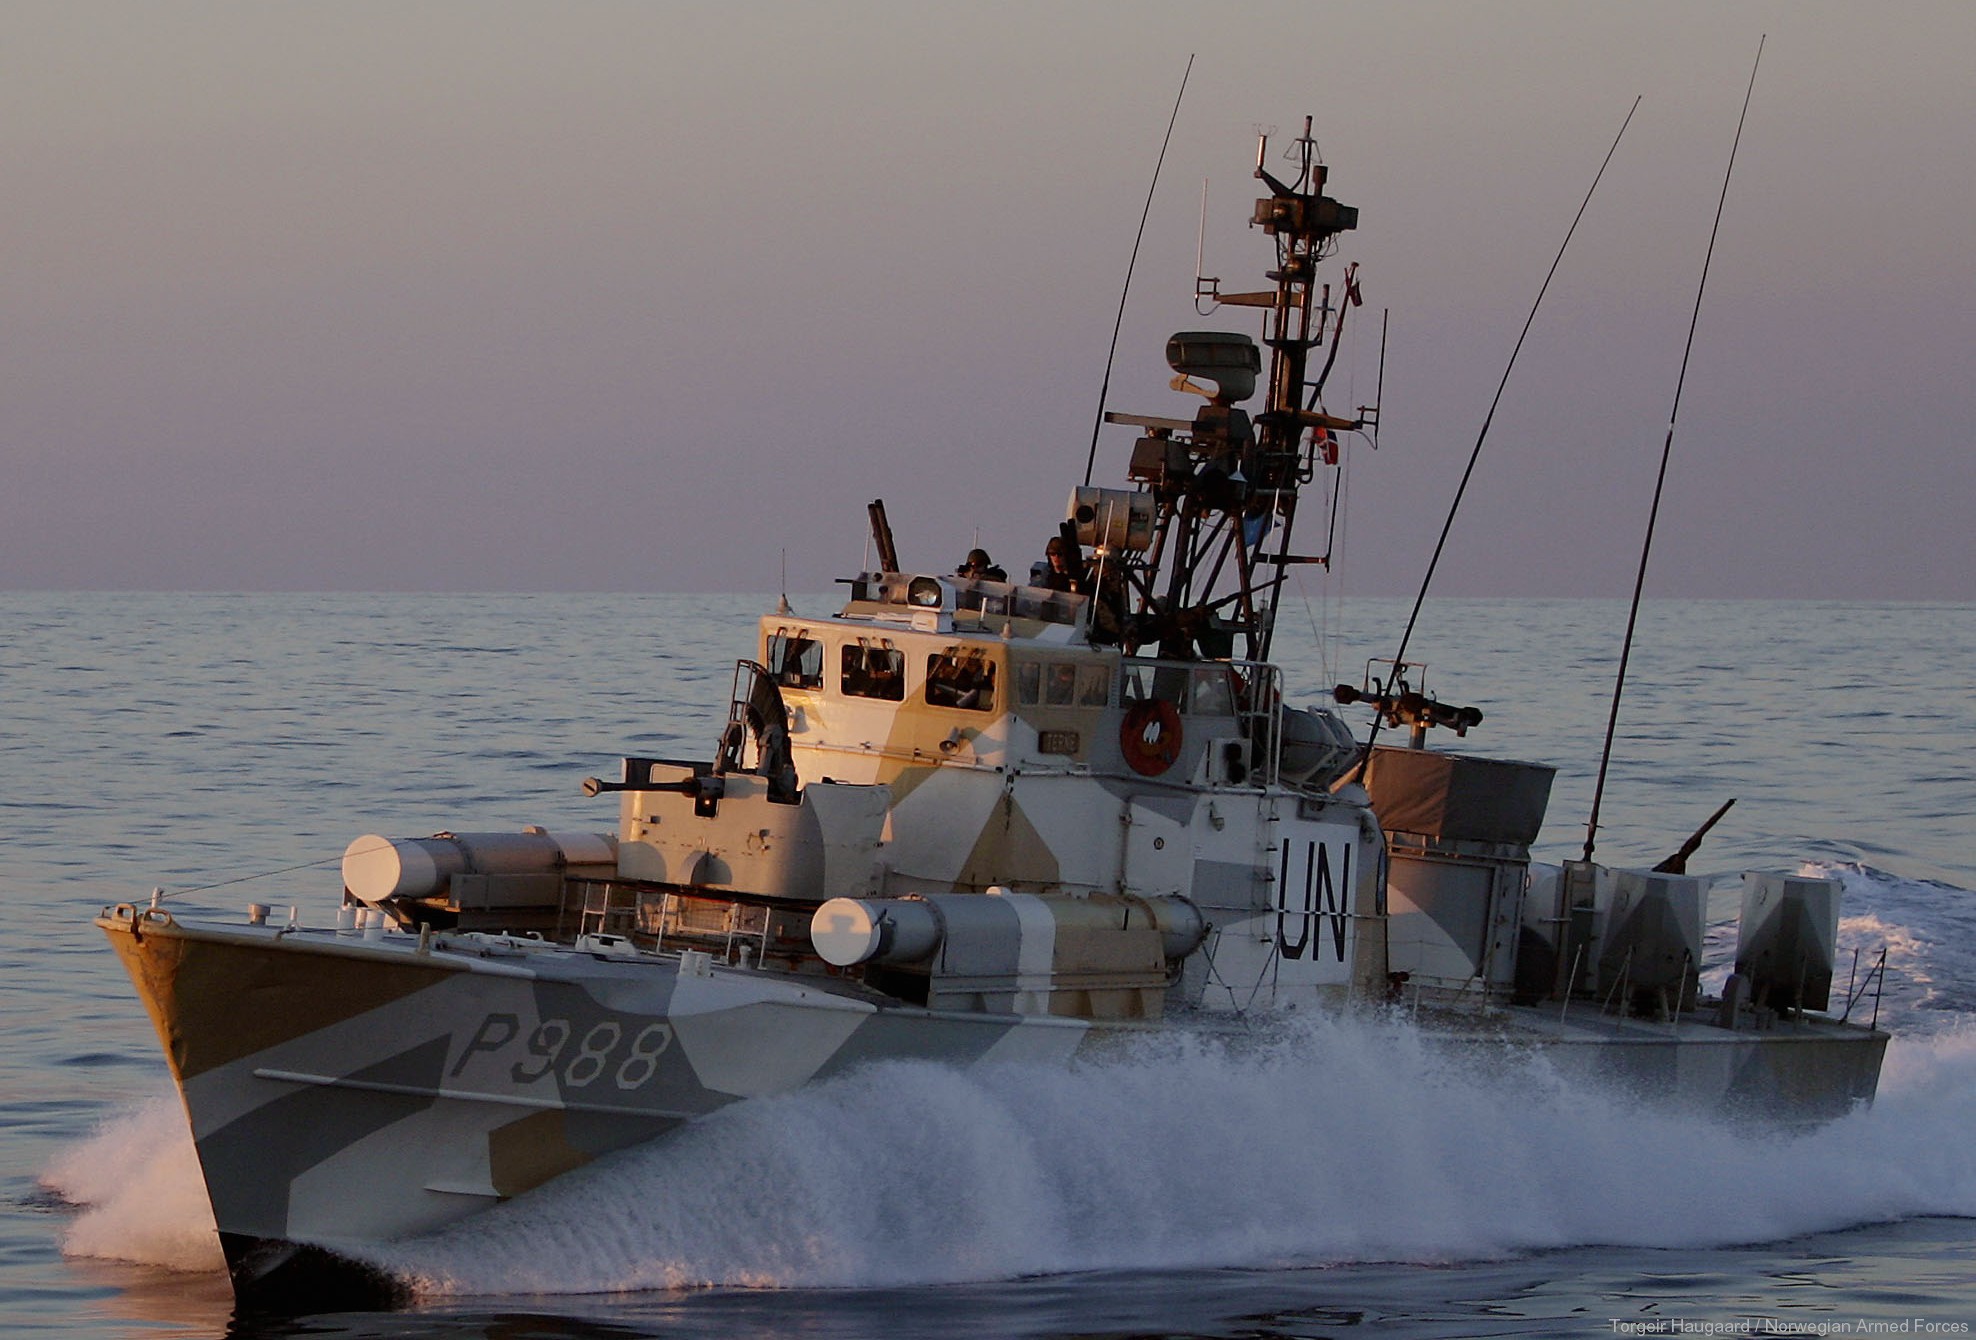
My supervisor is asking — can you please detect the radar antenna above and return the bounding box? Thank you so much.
[1097,115,1362,664]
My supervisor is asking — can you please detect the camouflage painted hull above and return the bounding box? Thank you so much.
[101,901,1886,1307]
[1419,1004,1888,1125]
[99,904,1098,1306]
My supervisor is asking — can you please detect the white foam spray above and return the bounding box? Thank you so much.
[369,1014,1976,1298]
[41,1092,223,1273]
[1814,861,1976,1022]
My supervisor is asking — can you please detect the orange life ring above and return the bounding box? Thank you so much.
[1120,698,1183,776]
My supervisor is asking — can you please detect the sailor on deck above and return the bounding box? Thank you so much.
[956,548,1007,581]
[1036,536,1089,594]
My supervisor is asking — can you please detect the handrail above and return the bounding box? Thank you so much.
[1840,944,1890,1028]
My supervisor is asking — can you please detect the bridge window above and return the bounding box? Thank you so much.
[1044,662,1078,706]
[1015,662,1041,706]
[926,646,996,712]
[841,643,905,701]
[1122,661,1189,708]
[1017,659,1109,709]
[1191,667,1237,716]
[766,630,824,690]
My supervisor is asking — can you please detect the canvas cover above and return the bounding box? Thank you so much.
[1360,746,1555,846]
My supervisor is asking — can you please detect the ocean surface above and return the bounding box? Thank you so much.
[3,592,1972,1339]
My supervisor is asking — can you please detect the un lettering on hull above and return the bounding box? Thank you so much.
[1268,823,1359,989]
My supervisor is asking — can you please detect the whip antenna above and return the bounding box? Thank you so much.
[1083,54,1193,487]
[1352,97,1641,772]
[1583,38,1765,865]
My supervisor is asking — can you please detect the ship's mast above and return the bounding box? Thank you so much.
[1248,118,1361,663]
[1104,118,1360,665]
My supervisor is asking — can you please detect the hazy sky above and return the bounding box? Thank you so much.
[4,1,1970,598]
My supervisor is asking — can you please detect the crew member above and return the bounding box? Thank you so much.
[1037,536,1089,594]
[956,548,1007,581]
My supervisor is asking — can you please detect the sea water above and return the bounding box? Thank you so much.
[3,593,1972,1338]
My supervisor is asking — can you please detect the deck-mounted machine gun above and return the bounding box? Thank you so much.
[1333,660,1483,750]
[1331,660,1558,1002]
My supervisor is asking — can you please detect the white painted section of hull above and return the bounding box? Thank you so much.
[992,888,1059,1014]
[668,987,874,1098]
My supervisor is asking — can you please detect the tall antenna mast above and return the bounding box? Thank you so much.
[1083,55,1194,489]
[1349,98,1639,770]
[1583,38,1765,864]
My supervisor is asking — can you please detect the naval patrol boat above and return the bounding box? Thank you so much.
[99,124,1888,1307]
